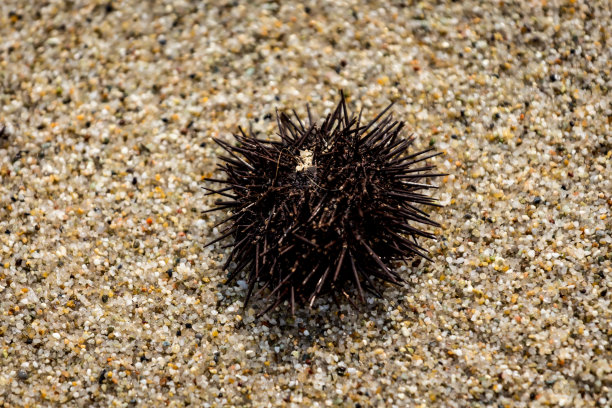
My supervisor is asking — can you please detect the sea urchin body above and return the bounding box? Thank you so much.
[205,93,444,315]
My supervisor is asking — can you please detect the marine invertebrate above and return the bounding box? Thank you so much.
[205,93,443,315]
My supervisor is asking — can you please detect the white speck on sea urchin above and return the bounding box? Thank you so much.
[295,150,314,172]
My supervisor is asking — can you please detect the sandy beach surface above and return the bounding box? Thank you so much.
[1,1,610,406]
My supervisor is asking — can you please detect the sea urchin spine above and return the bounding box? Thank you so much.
[205,93,444,315]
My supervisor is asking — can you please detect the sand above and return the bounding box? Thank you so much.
[0,1,610,406]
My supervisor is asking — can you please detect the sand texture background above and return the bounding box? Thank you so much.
[0,0,611,407]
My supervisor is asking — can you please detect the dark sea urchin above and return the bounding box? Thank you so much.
[205,93,444,315]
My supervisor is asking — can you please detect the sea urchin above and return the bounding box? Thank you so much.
[205,93,444,315]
